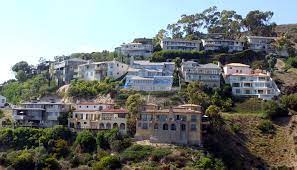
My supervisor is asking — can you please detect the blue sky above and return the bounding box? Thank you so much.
[0,0,296,83]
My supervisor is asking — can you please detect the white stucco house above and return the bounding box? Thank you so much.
[77,59,129,81]
[223,63,280,100]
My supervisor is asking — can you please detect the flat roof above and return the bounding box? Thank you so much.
[225,63,250,67]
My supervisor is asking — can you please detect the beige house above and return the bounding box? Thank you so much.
[68,102,128,133]
[135,104,204,146]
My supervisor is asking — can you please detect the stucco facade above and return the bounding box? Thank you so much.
[135,104,203,146]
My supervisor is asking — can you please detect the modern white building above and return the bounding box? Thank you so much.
[246,36,276,53]
[115,41,153,57]
[0,95,6,108]
[161,39,200,51]
[68,102,128,133]
[201,39,244,52]
[77,59,129,81]
[181,61,221,88]
[223,63,280,100]
[124,60,175,91]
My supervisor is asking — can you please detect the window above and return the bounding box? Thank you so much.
[154,123,158,129]
[171,124,176,131]
[106,123,111,129]
[235,89,241,94]
[163,123,168,130]
[138,122,141,128]
[181,124,186,131]
[191,124,197,131]
[99,106,103,111]
[142,123,148,129]
[191,115,197,122]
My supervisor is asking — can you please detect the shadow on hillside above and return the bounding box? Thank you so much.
[204,127,268,170]
[272,116,291,127]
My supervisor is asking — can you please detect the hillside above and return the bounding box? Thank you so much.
[206,114,297,169]
[275,24,297,48]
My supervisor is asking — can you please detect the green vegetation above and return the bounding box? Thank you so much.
[286,56,297,68]
[233,98,265,114]
[154,6,276,43]
[67,78,117,98]
[151,50,208,62]
[258,119,275,133]
[185,82,233,112]
[262,100,288,119]
[280,94,297,111]
[1,74,57,104]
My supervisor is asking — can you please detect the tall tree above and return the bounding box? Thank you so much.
[208,10,243,38]
[167,23,183,39]
[242,10,276,36]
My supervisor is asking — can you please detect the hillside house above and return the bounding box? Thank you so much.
[223,63,280,100]
[135,104,204,146]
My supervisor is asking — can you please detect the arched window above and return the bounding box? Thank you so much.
[106,123,111,129]
[181,124,186,131]
[99,123,104,129]
[171,124,176,131]
[113,123,118,129]
[163,123,168,130]
[154,123,158,130]
[120,123,125,130]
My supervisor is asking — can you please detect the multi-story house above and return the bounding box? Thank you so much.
[68,102,128,133]
[161,39,200,51]
[115,38,153,57]
[77,59,129,81]
[52,58,88,86]
[135,104,204,146]
[201,39,244,52]
[12,100,71,127]
[124,60,175,91]
[181,61,221,88]
[246,36,276,53]
[0,95,6,108]
[223,63,280,100]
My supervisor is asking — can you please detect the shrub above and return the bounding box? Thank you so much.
[68,79,117,98]
[42,157,61,170]
[92,156,121,170]
[75,131,97,153]
[280,94,297,111]
[262,100,288,119]
[230,124,241,133]
[110,138,131,153]
[258,120,275,133]
[7,150,35,170]
[151,50,208,62]
[52,139,69,158]
[150,148,172,161]
[0,128,14,148]
[286,57,297,68]
[120,145,153,163]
